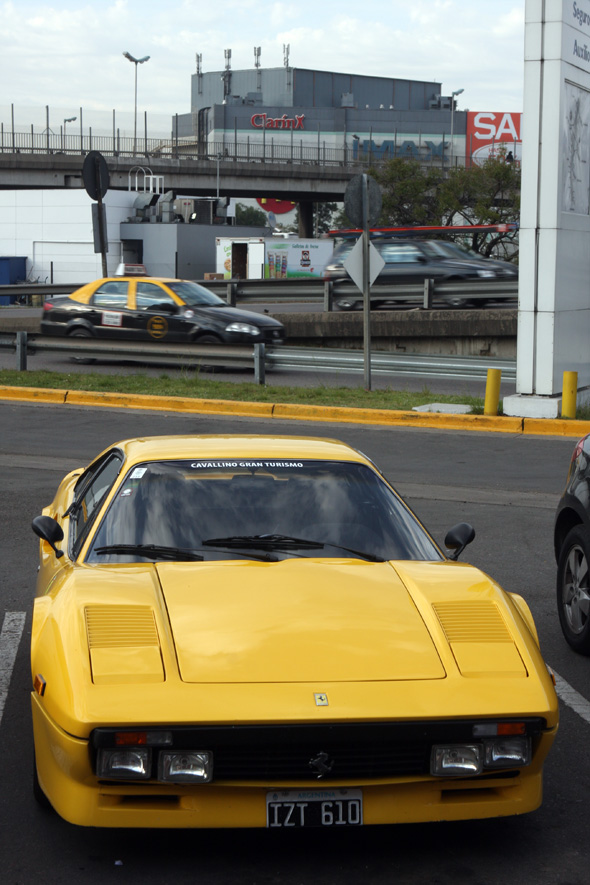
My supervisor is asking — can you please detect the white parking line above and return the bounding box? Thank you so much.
[0,612,26,725]
[554,669,590,726]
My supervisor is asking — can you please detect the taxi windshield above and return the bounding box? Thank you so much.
[87,459,442,563]
[167,281,226,306]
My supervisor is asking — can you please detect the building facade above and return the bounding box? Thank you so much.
[174,65,468,167]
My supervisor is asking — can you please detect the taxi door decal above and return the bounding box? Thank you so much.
[147,315,169,339]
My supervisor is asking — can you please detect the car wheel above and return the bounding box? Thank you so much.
[32,756,52,810]
[68,327,96,364]
[556,525,590,654]
[442,280,476,309]
[443,294,476,308]
[195,333,224,371]
[335,300,362,311]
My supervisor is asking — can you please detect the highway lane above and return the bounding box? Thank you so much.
[0,307,517,397]
[0,400,584,883]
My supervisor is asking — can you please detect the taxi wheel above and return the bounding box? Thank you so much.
[196,333,223,372]
[68,327,96,364]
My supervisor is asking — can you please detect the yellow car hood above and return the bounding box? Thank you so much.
[158,559,446,683]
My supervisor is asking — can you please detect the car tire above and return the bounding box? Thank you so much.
[32,756,52,810]
[195,333,224,371]
[556,525,590,654]
[442,279,475,309]
[68,327,96,364]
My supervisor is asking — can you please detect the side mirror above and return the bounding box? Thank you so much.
[32,515,65,559]
[444,522,475,561]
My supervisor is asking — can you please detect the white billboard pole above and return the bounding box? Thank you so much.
[504,0,590,418]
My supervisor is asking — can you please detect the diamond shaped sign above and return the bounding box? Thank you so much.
[343,238,386,292]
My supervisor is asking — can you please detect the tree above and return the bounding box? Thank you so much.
[235,203,268,227]
[436,152,520,260]
[363,153,520,262]
[313,201,339,235]
[368,159,444,227]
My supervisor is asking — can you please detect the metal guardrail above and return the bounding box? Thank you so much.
[1,278,518,309]
[0,331,516,384]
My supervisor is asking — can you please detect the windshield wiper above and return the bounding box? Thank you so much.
[202,533,385,562]
[93,544,204,562]
[202,533,325,550]
[321,542,386,563]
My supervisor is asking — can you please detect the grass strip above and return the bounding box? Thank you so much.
[0,368,486,413]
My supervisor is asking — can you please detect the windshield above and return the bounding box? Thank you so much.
[87,459,442,563]
[426,241,480,260]
[167,281,226,306]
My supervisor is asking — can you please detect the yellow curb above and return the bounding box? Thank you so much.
[64,389,275,417]
[271,402,523,432]
[1,384,590,437]
[0,385,66,403]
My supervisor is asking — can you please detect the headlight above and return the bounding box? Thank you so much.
[158,751,213,783]
[431,745,482,777]
[97,748,151,779]
[484,737,531,768]
[225,322,261,335]
[477,269,496,278]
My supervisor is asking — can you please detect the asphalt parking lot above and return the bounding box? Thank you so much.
[1,397,589,884]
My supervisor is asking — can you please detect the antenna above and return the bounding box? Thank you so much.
[223,49,232,98]
[196,52,202,75]
[283,43,290,68]
[254,46,261,68]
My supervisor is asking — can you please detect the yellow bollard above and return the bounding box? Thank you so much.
[484,368,502,416]
[562,371,578,419]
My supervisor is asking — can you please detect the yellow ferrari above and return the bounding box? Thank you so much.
[31,435,558,829]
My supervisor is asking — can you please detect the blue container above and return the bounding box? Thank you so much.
[0,257,27,285]
[0,257,27,303]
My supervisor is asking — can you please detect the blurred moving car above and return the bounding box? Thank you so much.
[31,434,558,829]
[554,433,590,654]
[323,238,516,310]
[40,277,285,346]
[425,240,518,279]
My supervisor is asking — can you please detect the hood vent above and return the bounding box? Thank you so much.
[85,605,159,648]
[84,606,164,684]
[433,601,511,643]
[432,601,526,678]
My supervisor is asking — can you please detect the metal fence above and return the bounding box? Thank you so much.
[0,103,472,169]
[0,129,465,169]
[0,332,516,385]
[0,278,519,310]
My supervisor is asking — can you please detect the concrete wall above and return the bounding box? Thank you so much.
[0,190,137,283]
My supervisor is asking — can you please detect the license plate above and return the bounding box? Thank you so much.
[266,789,363,828]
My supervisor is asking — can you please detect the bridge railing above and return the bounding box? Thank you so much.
[0,129,460,170]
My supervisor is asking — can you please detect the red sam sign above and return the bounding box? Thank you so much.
[466,112,522,166]
[251,113,305,130]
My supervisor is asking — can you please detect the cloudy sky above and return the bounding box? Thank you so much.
[1,0,525,135]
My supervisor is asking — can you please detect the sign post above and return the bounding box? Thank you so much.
[342,174,383,389]
[82,151,110,277]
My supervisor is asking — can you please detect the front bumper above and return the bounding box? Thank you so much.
[32,694,557,829]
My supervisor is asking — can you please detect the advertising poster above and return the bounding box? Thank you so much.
[465,112,522,166]
[264,240,334,279]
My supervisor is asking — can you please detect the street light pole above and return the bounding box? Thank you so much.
[63,116,76,150]
[123,51,150,155]
[449,88,464,169]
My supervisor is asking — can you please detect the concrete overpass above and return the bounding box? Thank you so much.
[0,151,359,202]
